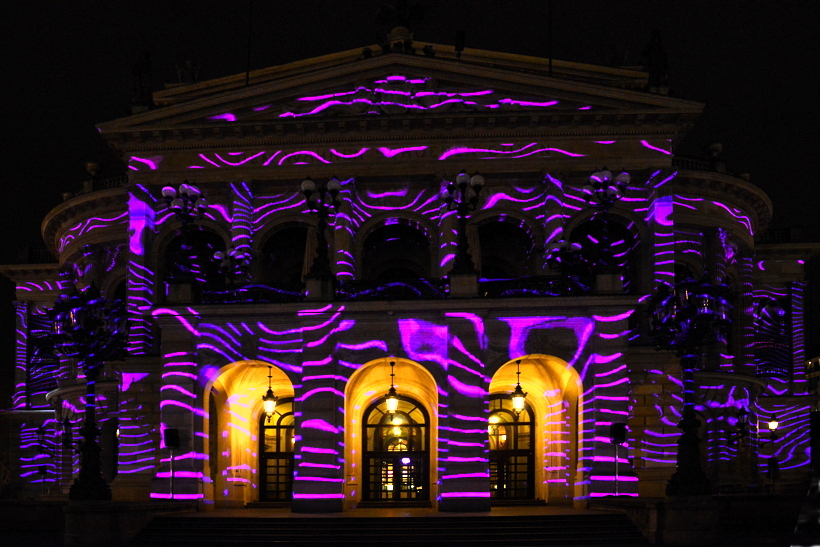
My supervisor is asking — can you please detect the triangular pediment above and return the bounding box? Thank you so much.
[98,44,703,137]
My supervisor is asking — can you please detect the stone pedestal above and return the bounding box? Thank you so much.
[594,274,623,294]
[166,283,193,304]
[305,274,336,301]
[448,273,478,298]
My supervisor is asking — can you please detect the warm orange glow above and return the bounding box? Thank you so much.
[511,383,527,413]
[385,389,400,413]
[768,417,779,432]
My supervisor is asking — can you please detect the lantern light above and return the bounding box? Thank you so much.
[262,365,278,422]
[385,361,400,414]
[511,359,527,415]
[768,416,779,432]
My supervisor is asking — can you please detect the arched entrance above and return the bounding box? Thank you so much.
[489,355,582,504]
[258,398,295,501]
[205,360,294,507]
[362,395,429,502]
[488,395,535,500]
[344,357,439,507]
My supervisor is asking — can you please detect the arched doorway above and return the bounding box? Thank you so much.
[488,395,534,500]
[489,355,582,504]
[344,358,439,507]
[259,398,295,501]
[362,395,429,502]
[205,360,294,507]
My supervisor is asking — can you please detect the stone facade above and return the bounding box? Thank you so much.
[1,39,816,511]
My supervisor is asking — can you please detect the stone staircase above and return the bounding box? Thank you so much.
[130,513,650,546]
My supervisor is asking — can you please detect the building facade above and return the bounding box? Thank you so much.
[1,36,816,512]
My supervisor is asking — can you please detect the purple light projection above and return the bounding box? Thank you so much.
[58,212,128,253]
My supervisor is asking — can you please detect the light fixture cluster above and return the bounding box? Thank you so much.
[444,171,485,275]
[214,246,252,285]
[583,169,630,212]
[162,182,208,225]
[300,177,342,277]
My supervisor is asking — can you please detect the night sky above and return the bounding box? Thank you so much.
[1,0,818,401]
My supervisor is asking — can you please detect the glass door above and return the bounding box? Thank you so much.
[488,396,534,500]
[259,399,294,501]
[363,396,429,502]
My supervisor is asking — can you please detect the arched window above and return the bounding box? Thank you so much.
[259,398,295,501]
[362,222,431,281]
[488,395,534,500]
[260,224,309,290]
[161,227,225,286]
[362,396,429,502]
[478,220,534,279]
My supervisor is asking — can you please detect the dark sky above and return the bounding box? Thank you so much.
[0,1,818,400]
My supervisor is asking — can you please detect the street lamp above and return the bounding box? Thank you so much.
[583,169,630,212]
[300,177,341,277]
[47,284,128,500]
[648,275,732,496]
[214,246,251,286]
[444,171,484,275]
[759,416,780,444]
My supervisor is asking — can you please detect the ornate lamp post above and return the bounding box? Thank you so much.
[444,171,484,275]
[161,182,208,230]
[214,245,251,286]
[300,177,341,277]
[649,275,732,495]
[48,284,128,500]
[583,169,630,212]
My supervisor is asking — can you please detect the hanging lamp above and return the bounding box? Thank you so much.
[385,361,400,415]
[262,365,278,422]
[511,359,527,415]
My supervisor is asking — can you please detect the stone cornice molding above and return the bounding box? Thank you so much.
[670,170,773,238]
[0,263,61,282]
[41,187,127,256]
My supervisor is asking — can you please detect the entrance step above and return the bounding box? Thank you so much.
[129,513,650,546]
[491,499,547,507]
[357,500,432,508]
[244,502,291,509]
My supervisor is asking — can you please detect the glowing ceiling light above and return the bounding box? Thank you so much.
[385,361,400,414]
[511,359,527,415]
[262,365,278,422]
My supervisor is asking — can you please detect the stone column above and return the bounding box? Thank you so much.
[126,188,157,355]
[438,313,490,512]
[292,304,346,512]
[585,309,634,499]
[152,313,206,502]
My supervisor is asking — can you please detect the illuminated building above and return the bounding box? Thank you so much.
[1,35,816,513]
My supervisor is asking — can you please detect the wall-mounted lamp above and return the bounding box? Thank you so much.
[385,361,400,416]
[511,360,527,416]
[262,366,278,422]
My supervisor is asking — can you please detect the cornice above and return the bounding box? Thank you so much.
[0,263,60,282]
[103,110,699,153]
[670,170,773,238]
[41,187,128,256]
